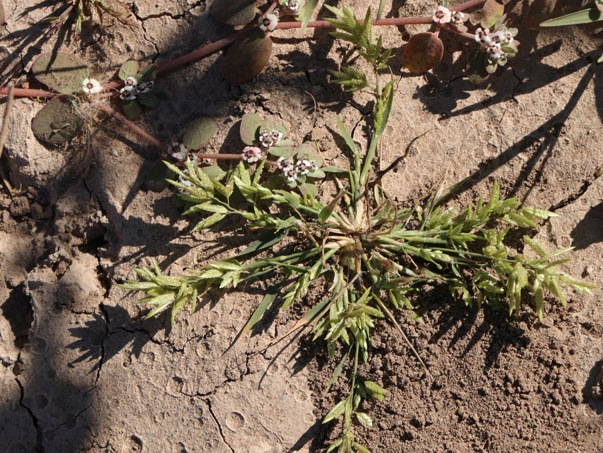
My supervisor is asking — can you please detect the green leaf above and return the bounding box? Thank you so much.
[31,53,89,94]
[323,398,348,424]
[210,0,257,26]
[355,412,373,428]
[123,100,143,120]
[540,7,602,27]
[222,27,273,85]
[137,92,159,109]
[119,60,140,80]
[374,80,394,136]
[240,284,280,336]
[240,113,263,145]
[481,0,505,29]
[299,0,319,30]
[146,159,176,192]
[324,349,350,394]
[136,65,158,83]
[192,213,226,231]
[363,380,386,401]
[31,95,84,146]
[182,117,218,149]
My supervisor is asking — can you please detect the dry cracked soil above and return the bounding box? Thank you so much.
[0,0,602,452]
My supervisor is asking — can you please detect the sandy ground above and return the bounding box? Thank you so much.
[1,0,602,452]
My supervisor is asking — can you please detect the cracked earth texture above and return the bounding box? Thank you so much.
[1,0,602,452]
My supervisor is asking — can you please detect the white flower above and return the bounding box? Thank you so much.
[168,142,190,161]
[284,167,298,182]
[125,76,138,87]
[432,6,452,24]
[258,12,279,32]
[137,81,154,94]
[82,78,102,95]
[241,146,265,163]
[119,85,137,101]
[276,157,294,171]
[451,11,465,24]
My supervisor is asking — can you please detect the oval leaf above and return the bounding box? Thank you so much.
[31,53,89,94]
[182,117,218,149]
[403,32,444,74]
[119,59,140,80]
[294,142,323,166]
[222,27,273,85]
[137,92,160,109]
[240,113,263,145]
[31,95,84,146]
[210,0,257,26]
[481,0,505,28]
[123,100,143,120]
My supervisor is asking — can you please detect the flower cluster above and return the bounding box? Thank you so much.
[259,130,283,148]
[277,156,317,182]
[82,78,103,95]
[119,76,155,100]
[241,146,265,163]
[168,142,192,162]
[432,6,465,25]
[474,27,515,64]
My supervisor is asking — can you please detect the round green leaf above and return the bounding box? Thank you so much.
[31,95,84,146]
[137,92,160,109]
[31,53,89,94]
[240,113,263,145]
[182,117,218,149]
[222,27,273,85]
[123,100,143,120]
[268,146,294,157]
[403,32,444,74]
[210,0,257,26]
[119,60,140,80]
[294,142,323,166]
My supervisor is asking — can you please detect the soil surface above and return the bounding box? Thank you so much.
[1,1,602,452]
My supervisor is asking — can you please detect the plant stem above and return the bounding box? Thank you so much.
[95,102,167,151]
[0,87,55,98]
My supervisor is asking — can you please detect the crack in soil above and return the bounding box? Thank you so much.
[548,166,603,212]
[16,377,44,452]
[205,398,235,453]
[95,303,110,383]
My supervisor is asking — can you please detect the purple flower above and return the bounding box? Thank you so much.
[432,6,452,24]
[242,146,265,163]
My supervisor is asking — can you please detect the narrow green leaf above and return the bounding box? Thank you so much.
[541,7,602,27]
[300,0,319,30]
[324,349,350,394]
[192,213,226,231]
[240,284,280,336]
[355,412,373,428]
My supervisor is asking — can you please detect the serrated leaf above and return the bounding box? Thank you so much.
[403,32,444,73]
[182,117,218,149]
[32,53,89,94]
[222,27,273,85]
[119,60,139,80]
[192,213,226,231]
[210,0,257,26]
[240,113,263,145]
[31,95,84,146]
[481,0,505,29]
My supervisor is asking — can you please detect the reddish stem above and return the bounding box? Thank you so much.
[95,102,167,151]
[0,87,55,98]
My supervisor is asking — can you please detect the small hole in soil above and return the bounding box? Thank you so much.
[1,283,34,348]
